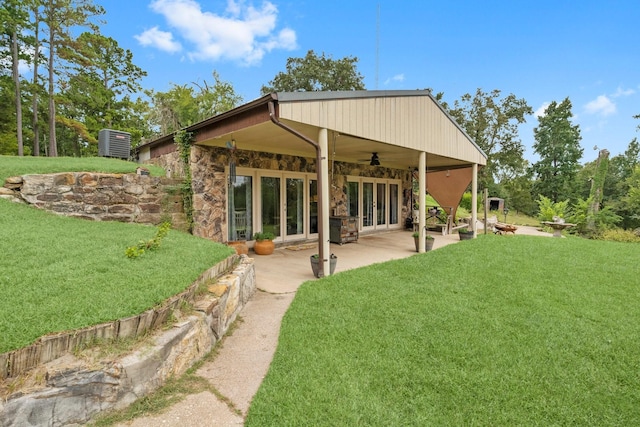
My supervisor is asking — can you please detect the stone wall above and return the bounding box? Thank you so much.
[147,145,414,242]
[0,255,256,427]
[1,172,187,230]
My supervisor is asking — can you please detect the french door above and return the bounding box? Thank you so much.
[258,173,309,242]
[351,178,401,232]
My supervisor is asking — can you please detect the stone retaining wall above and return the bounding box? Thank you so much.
[1,172,187,230]
[0,255,256,427]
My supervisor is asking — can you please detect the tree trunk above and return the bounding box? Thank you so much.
[32,5,41,156]
[11,29,24,156]
[48,22,57,157]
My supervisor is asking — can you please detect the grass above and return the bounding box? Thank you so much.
[0,156,233,354]
[0,155,165,186]
[246,235,640,426]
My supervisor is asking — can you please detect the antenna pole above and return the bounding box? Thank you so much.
[375,3,380,89]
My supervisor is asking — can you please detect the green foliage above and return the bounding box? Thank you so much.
[145,71,241,136]
[56,31,149,151]
[621,166,640,229]
[598,228,640,243]
[568,197,621,235]
[531,97,584,203]
[443,88,532,188]
[174,130,194,232]
[536,194,568,222]
[261,50,365,94]
[248,237,640,426]
[125,222,172,258]
[253,231,275,241]
[455,206,470,221]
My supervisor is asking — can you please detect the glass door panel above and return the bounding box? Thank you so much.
[377,183,386,226]
[228,175,252,241]
[309,179,318,235]
[286,177,304,237]
[347,181,359,219]
[261,176,281,238]
[389,184,399,225]
[363,182,374,228]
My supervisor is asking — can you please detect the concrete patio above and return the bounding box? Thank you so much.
[253,228,461,294]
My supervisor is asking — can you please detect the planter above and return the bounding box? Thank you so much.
[414,237,435,252]
[310,254,337,278]
[458,231,474,241]
[227,240,249,255]
[253,239,275,255]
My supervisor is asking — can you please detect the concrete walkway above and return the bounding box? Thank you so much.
[116,226,550,426]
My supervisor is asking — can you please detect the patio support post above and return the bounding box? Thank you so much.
[319,128,330,277]
[418,151,426,252]
[472,163,478,236]
[268,100,326,275]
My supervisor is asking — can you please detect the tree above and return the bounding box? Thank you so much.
[30,0,44,156]
[41,0,104,156]
[586,149,610,232]
[56,32,147,152]
[444,88,532,190]
[0,0,31,156]
[261,50,365,94]
[621,166,640,229]
[146,71,241,136]
[605,138,640,228]
[531,97,583,203]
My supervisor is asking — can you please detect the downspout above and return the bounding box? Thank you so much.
[268,100,327,275]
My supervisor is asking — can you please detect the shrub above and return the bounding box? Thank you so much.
[253,231,275,241]
[536,195,568,222]
[598,228,640,243]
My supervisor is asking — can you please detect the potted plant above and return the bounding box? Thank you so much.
[253,231,275,255]
[310,253,338,278]
[458,227,474,240]
[412,231,435,252]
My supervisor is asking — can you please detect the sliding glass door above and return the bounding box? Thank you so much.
[260,176,281,238]
[228,175,252,241]
[286,177,305,238]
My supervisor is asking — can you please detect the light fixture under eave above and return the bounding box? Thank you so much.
[370,152,380,166]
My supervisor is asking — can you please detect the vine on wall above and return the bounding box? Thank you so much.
[175,130,194,233]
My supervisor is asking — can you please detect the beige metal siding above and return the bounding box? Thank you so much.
[279,95,486,165]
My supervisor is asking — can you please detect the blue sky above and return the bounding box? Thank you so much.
[98,0,640,164]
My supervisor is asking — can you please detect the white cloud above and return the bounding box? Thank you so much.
[534,102,550,118]
[135,26,182,53]
[383,74,405,86]
[146,0,297,65]
[584,95,616,116]
[611,86,635,98]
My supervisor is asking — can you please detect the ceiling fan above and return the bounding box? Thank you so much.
[357,152,381,166]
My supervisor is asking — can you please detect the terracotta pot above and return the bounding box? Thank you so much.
[253,239,275,255]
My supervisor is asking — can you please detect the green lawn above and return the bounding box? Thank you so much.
[0,155,165,186]
[0,156,233,354]
[246,235,640,426]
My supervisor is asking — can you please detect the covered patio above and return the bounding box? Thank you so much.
[138,90,487,277]
[253,228,464,293]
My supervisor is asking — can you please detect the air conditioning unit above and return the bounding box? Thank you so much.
[98,129,131,159]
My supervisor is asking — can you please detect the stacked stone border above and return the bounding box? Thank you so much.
[0,253,256,426]
[1,172,187,230]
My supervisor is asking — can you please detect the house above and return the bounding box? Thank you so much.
[136,90,487,276]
